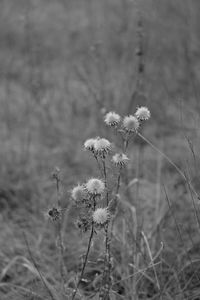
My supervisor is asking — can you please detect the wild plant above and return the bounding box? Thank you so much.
[70,106,151,300]
[44,167,68,298]
[36,103,200,300]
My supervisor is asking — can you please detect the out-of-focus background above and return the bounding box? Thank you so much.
[1,0,200,299]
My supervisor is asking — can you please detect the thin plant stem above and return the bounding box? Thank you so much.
[0,283,45,300]
[54,173,61,207]
[101,133,130,299]
[72,197,96,300]
[102,157,109,205]
[93,153,104,177]
[116,170,121,195]
[99,224,111,300]
[163,185,200,284]
[138,132,200,201]
[115,132,129,197]
[111,262,161,287]
[53,171,66,291]
[115,132,129,196]
[23,233,58,300]
[72,223,94,300]
[141,231,160,290]
[184,167,200,230]
[101,132,130,299]
[100,156,112,300]
[56,222,66,292]
[123,132,130,152]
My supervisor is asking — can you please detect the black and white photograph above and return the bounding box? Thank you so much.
[0,1,200,299]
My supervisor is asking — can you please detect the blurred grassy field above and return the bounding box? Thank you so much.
[1,0,200,299]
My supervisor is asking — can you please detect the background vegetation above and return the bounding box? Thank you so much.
[1,0,200,299]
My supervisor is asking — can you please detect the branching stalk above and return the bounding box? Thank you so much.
[72,223,94,300]
[100,156,112,299]
[53,171,66,291]
[72,197,96,300]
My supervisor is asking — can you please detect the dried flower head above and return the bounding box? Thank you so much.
[84,138,96,152]
[94,137,111,156]
[104,112,121,126]
[135,106,151,121]
[112,153,129,167]
[123,115,139,132]
[71,184,87,202]
[93,208,109,224]
[46,207,62,222]
[86,178,105,195]
[51,166,61,182]
[76,216,91,232]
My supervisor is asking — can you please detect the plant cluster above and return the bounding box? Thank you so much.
[67,106,150,299]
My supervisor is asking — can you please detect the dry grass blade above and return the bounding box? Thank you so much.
[127,178,139,189]
[141,231,160,290]
[0,256,22,282]
[138,133,200,201]
[112,262,161,287]
[23,233,60,300]
[0,282,44,300]
[152,242,164,262]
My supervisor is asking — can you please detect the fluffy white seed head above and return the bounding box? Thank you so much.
[135,106,151,121]
[86,178,105,195]
[123,115,139,132]
[71,184,87,202]
[84,138,96,152]
[104,112,121,126]
[93,208,109,224]
[112,153,129,167]
[94,137,111,155]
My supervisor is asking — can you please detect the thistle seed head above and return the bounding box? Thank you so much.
[104,112,121,126]
[123,115,139,132]
[71,184,87,202]
[112,153,129,167]
[135,106,151,121]
[86,178,105,195]
[93,208,109,224]
[94,137,111,156]
[84,138,96,152]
